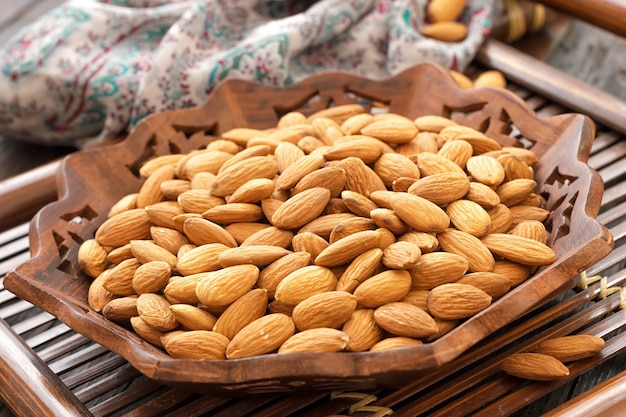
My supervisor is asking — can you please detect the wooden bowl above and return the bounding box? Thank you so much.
[5,64,613,394]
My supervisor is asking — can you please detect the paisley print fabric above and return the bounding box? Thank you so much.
[0,0,493,147]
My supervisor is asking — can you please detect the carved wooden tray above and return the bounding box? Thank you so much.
[4,64,613,394]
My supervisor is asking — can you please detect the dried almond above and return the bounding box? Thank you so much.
[421,21,468,42]
[278,111,307,128]
[392,176,419,192]
[210,156,278,197]
[353,269,412,308]
[416,152,465,176]
[146,201,185,229]
[130,240,178,269]
[341,190,379,218]
[292,291,358,331]
[213,288,269,339]
[195,264,259,308]
[169,304,218,330]
[241,226,293,248]
[179,150,232,179]
[446,199,492,237]
[510,220,547,244]
[374,302,438,339]
[311,117,342,145]
[398,231,439,253]
[291,166,346,198]
[497,179,537,207]
[409,251,469,290]
[106,244,137,266]
[401,290,430,311]
[437,228,495,272]
[370,208,410,235]
[336,248,384,293]
[132,260,171,294]
[509,205,550,227]
[224,222,271,244]
[163,272,206,305]
[456,271,511,299]
[292,232,329,259]
[413,115,457,132]
[275,153,326,191]
[314,230,381,267]
[140,154,185,178]
[130,316,164,347]
[324,137,384,164]
[427,0,466,22]
[466,155,505,186]
[182,217,238,247]
[274,141,305,173]
[532,335,605,362]
[473,70,507,89]
[329,217,377,243]
[176,243,229,275]
[217,145,271,173]
[88,271,116,313]
[274,265,338,305]
[481,233,556,266]
[203,202,264,224]
[342,308,384,352]
[437,139,473,170]
[487,203,513,234]
[95,208,152,248]
[407,172,470,205]
[307,104,365,124]
[298,213,358,239]
[360,117,418,144]
[341,113,375,135]
[137,165,174,208]
[390,192,450,233]
[102,258,142,296]
[498,154,533,181]
[492,260,532,287]
[502,353,570,381]
[228,178,275,203]
[136,293,179,332]
[150,226,189,255]
[261,198,284,220]
[165,330,230,360]
[218,245,292,268]
[78,239,109,279]
[221,127,268,145]
[427,283,492,320]
[108,193,138,218]
[206,138,240,154]
[257,252,312,298]
[278,328,349,354]
[382,241,421,269]
[370,336,423,351]
[271,187,331,230]
[336,156,387,197]
[102,296,138,323]
[465,182,500,209]
[226,313,295,359]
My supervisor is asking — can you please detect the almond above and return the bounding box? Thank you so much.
[298,213,358,239]
[446,199,492,237]
[218,245,292,268]
[257,252,312,298]
[224,222,271,244]
[398,231,439,253]
[324,136,384,164]
[95,208,152,248]
[390,193,450,233]
[226,313,295,359]
[492,260,532,287]
[102,258,142,296]
[179,150,232,179]
[466,155,505,187]
[510,220,547,243]
[132,260,171,294]
[176,243,229,275]
[336,248,384,293]
[401,290,430,311]
[532,335,605,362]
[145,201,186,229]
[130,316,164,347]
[140,154,185,178]
[341,190,379,218]
[130,240,178,269]
[136,165,174,208]
[136,293,179,332]
[102,296,138,323]
[274,265,338,305]
[278,328,349,354]
[413,115,457,132]
[277,111,307,128]
[271,187,331,229]
[341,308,384,352]
[164,330,230,360]
[150,226,189,255]
[329,217,377,243]
[370,208,411,236]
[217,145,271,173]
[182,217,238,247]
[502,353,570,381]
[374,302,438,339]
[427,283,492,320]
[292,291,358,331]
[163,273,206,305]
[78,239,109,279]
[314,230,381,267]
[88,271,117,312]
[341,113,375,135]
[291,166,346,198]
[336,157,387,197]
[228,178,275,203]
[409,251,469,290]
[473,70,507,89]
[292,232,329,259]
[106,244,136,267]
[456,271,512,299]
[360,117,418,144]
[241,226,294,248]
[195,264,259,308]
[481,233,556,265]
[498,154,533,181]
[427,0,466,22]
[369,336,423,351]
[416,152,465,176]
[169,304,218,330]
[203,202,264,224]
[274,141,305,173]
[382,241,421,269]
[437,228,495,272]
[407,172,470,205]
[353,269,412,308]
[496,179,537,207]
[213,288,269,339]
[421,21,468,42]
[465,182,501,209]
[275,154,326,191]
[437,139,473,170]
[107,193,138,218]
[210,156,278,197]
[307,104,365,124]
[487,204,513,234]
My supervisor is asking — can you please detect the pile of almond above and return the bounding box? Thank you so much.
[421,0,469,42]
[79,103,556,360]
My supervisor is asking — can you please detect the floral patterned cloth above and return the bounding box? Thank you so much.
[0,0,494,147]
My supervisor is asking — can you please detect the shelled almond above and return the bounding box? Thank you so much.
[81,103,556,360]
